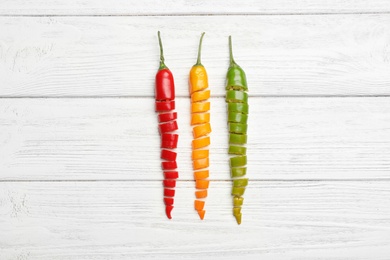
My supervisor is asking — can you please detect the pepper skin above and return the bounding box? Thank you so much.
[156,31,179,219]
[225,36,249,225]
[189,32,211,220]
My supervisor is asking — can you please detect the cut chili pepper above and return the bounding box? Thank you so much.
[156,69,175,101]
[194,200,205,211]
[195,190,208,199]
[166,205,173,219]
[161,149,177,161]
[229,133,247,145]
[159,121,178,134]
[162,161,177,170]
[191,102,210,113]
[163,180,176,188]
[192,149,209,160]
[164,188,175,197]
[228,103,249,114]
[231,167,246,178]
[191,90,210,103]
[158,112,177,123]
[190,66,208,94]
[232,187,246,196]
[226,90,248,103]
[233,197,244,206]
[161,133,178,149]
[191,112,210,125]
[164,197,174,206]
[193,157,209,170]
[164,171,178,179]
[194,170,209,180]
[228,112,248,124]
[230,156,247,167]
[196,179,210,189]
[197,210,206,220]
[233,178,248,187]
[229,123,247,134]
[193,123,211,139]
[155,100,175,112]
[228,145,247,155]
[192,136,210,149]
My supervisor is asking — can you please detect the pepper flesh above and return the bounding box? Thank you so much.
[226,36,249,225]
[189,32,211,220]
[155,31,179,219]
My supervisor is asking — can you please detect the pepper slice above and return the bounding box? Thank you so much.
[196,179,210,189]
[164,188,175,197]
[161,133,179,149]
[194,200,205,211]
[194,170,209,180]
[193,157,209,170]
[228,145,247,155]
[229,133,247,145]
[195,190,208,199]
[229,123,247,134]
[191,113,210,125]
[162,161,177,170]
[228,103,249,114]
[191,102,210,113]
[192,149,209,160]
[158,112,177,123]
[164,171,178,179]
[192,136,210,149]
[230,156,247,167]
[233,178,248,187]
[193,123,212,139]
[233,197,244,207]
[161,149,177,161]
[164,197,174,206]
[228,112,248,124]
[232,187,246,196]
[226,90,248,103]
[231,167,246,178]
[163,180,176,188]
[155,100,175,112]
[159,121,178,134]
[191,90,210,103]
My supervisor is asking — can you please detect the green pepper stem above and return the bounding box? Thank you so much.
[195,32,205,66]
[158,31,168,70]
[229,35,237,67]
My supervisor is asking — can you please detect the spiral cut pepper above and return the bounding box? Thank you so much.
[155,31,179,219]
[189,33,211,220]
[226,36,248,225]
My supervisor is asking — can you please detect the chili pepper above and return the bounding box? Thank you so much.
[226,36,249,225]
[156,31,179,220]
[189,32,211,220]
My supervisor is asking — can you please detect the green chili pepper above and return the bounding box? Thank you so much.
[229,123,247,134]
[228,145,246,155]
[228,103,249,114]
[225,36,249,225]
[228,112,248,124]
[231,167,246,178]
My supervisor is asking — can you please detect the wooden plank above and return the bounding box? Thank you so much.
[1,181,390,259]
[0,15,390,97]
[1,97,389,181]
[0,0,390,15]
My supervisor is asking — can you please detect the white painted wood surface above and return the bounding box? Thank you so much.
[1,1,390,259]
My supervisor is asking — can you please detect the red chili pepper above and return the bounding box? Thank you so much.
[156,31,179,220]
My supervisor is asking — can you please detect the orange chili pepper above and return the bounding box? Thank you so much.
[189,32,211,220]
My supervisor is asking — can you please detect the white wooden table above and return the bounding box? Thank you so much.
[1,1,390,259]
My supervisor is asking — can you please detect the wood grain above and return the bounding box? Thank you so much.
[0,0,390,15]
[0,15,390,97]
[1,97,389,181]
[1,181,390,259]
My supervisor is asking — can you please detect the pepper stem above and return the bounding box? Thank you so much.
[195,32,205,66]
[229,35,237,67]
[158,31,168,70]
